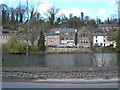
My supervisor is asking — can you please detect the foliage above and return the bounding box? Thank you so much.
[37,29,46,52]
[30,46,39,52]
[2,44,8,55]
[115,39,120,52]
[109,31,120,52]
[1,2,118,32]
[7,36,27,53]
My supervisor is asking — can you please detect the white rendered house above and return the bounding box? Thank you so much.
[93,33,116,48]
[93,33,108,47]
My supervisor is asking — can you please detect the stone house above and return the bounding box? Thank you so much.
[50,28,77,46]
[98,24,120,32]
[77,27,92,48]
[44,33,60,47]
[0,33,13,44]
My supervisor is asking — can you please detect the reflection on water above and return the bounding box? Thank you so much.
[94,53,118,67]
[2,53,118,67]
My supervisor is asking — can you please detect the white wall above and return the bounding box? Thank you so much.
[93,35,116,48]
[93,36,107,47]
[106,41,116,48]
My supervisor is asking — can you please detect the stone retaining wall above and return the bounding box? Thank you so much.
[46,48,91,53]
[2,67,119,81]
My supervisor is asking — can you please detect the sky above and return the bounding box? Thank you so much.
[1,0,118,21]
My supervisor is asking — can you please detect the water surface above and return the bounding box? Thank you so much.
[2,53,118,67]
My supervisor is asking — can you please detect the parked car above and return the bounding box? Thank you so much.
[47,45,56,47]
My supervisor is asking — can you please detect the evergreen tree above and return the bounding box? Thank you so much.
[37,29,46,52]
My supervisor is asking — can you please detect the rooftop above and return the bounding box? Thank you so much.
[18,37,31,40]
[98,24,120,27]
[89,28,102,32]
[92,33,107,36]
[0,33,13,36]
[44,33,60,36]
[50,28,77,33]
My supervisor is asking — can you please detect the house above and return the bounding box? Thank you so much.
[50,28,77,47]
[98,24,120,32]
[106,40,116,48]
[92,32,116,48]
[77,27,92,48]
[44,33,60,47]
[0,33,13,44]
[93,33,107,47]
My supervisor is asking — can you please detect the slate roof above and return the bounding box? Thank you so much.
[18,37,31,40]
[50,28,76,33]
[89,28,102,32]
[92,33,107,36]
[0,33,13,36]
[98,24,120,27]
[44,33,60,36]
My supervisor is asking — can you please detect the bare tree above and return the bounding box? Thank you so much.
[45,6,59,26]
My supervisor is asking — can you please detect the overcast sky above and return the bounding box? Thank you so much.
[1,0,118,21]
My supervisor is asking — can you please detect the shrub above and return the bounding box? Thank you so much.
[7,36,27,53]
[30,46,39,52]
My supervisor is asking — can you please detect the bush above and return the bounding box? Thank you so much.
[30,46,39,52]
[7,36,27,53]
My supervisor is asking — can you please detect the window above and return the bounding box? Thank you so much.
[104,43,105,46]
[81,41,82,44]
[96,36,97,38]
[84,41,86,44]
[86,41,88,43]
[66,37,68,40]
[104,40,105,42]
[81,34,83,37]
[83,33,85,37]
[101,43,103,46]
[49,40,52,42]
[81,33,86,37]
[95,43,98,46]
[96,40,97,42]
[61,37,64,40]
